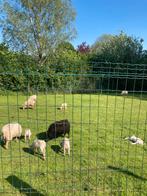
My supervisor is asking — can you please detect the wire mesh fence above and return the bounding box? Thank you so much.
[0,62,147,195]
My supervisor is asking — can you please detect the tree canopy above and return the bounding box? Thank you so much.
[1,0,76,65]
[91,32,144,63]
[77,42,90,54]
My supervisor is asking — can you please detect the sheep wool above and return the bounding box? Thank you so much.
[1,123,22,149]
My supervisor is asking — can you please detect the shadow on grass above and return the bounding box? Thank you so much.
[36,131,64,142]
[0,136,25,149]
[36,131,49,142]
[102,92,147,101]
[51,145,61,154]
[23,147,34,155]
[108,165,147,181]
[19,135,25,143]
[123,94,147,101]
[19,106,34,110]
[23,147,45,160]
[6,175,44,196]
[0,138,5,149]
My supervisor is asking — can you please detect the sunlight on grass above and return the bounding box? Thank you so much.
[0,93,147,195]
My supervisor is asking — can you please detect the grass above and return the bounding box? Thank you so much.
[0,92,147,195]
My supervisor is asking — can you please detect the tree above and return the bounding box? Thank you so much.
[1,0,76,65]
[51,42,82,92]
[77,42,90,54]
[89,33,147,91]
[91,32,144,63]
[0,42,36,91]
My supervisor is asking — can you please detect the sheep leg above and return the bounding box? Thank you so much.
[63,147,66,156]
[41,147,46,160]
[42,149,46,160]
[23,104,26,110]
[26,136,30,143]
[5,141,9,149]
[15,137,18,142]
[34,147,37,155]
[68,147,70,156]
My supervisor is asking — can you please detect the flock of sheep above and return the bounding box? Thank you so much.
[1,90,144,160]
[1,95,70,160]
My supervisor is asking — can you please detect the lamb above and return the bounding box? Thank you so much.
[60,137,70,156]
[1,123,22,149]
[47,119,70,139]
[30,139,46,160]
[134,138,144,145]
[22,95,37,109]
[124,135,144,145]
[24,129,32,142]
[121,90,128,95]
[60,103,67,111]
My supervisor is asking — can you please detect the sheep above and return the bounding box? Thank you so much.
[24,129,32,142]
[59,103,67,111]
[22,95,37,109]
[47,119,70,139]
[134,138,144,145]
[1,123,22,149]
[121,90,128,96]
[30,139,46,160]
[60,137,70,156]
[124,135,144,145]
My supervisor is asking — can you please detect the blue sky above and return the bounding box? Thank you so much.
[71,0,147,49]
[0,0,147,49]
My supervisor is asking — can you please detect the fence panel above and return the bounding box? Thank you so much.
[0,62,147,195]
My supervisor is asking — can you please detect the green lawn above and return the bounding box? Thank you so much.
[0,93,147,195]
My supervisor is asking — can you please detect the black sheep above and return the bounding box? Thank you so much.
[47,119,70,139]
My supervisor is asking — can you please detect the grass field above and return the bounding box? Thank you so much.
[0,93,147,195]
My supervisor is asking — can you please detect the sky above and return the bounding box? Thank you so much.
[0,0,147,49]
[71,0,147,49]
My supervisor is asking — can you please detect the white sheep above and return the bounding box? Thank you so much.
[60,137,70,156]
[23,95,37,109]
[24,129,32,142]
[121,90,128,95]
[124,135,144,145]
[1,123,22,149]
[30,139,46,160]
[60,103,67,111]
[134,138,144,145]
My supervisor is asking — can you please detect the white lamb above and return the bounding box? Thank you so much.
[134,138,144,145]
[23,95,37,109]
[121,90,128,95]
[24,129,32,142]
[1,123,22,149]
[60,103,67,111]
[124,135,144,145]
[30,139,46,160]
[60,137,70,156]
